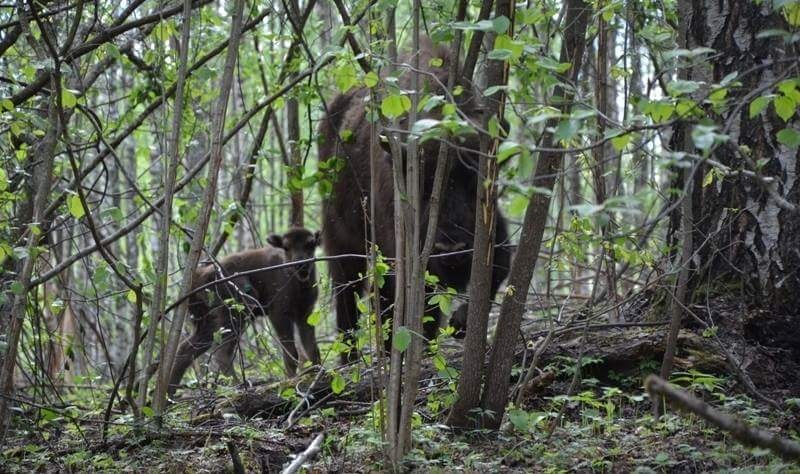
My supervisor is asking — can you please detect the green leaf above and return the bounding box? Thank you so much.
[554,119,579,142]
[491,15,511,33]
[306,309,323,326]
[61,88,77,108]
[39,408,60,422]
[68,195,85,219]
[610,132,632,151]
[484,85,508,97]
[432,354,447,372]
[776,128,800,148]
[774,95,797,122]
[487,49,512,60]
[10,281,25,295]
[411,118,441,134]
[141,406,154,417]
[509,194,529,217]
[1,99,13,111]
[339,129,354,142]
[702,169,715,187]
[777,79,798,97]
[492,34,523,61]
[393,326,412,352]
[497,140,521,163]
[749,96,770,118]
[691,124,727,152]
[452,19,495,31]
[783,1,800,27]
[334,65,358,92]
[488,116,501,138]
[537,57,571,72]
[641,99,675,122]
[0,244,11,263]
[381,94,411,119]
[508,408,530,432]
[331,373,346,394]
[0,168,7,191]
[428,57,443,68]
[666,79,700,97]
[363,71,379,88]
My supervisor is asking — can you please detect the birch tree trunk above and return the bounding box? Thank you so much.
[687,1,800,312]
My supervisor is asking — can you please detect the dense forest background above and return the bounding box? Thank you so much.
[0,0,799,470]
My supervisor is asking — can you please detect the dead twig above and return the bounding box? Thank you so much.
[645,375,800,462]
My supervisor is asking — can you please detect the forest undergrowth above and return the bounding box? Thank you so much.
[2,295,798,473]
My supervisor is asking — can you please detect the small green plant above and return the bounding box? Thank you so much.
[670,370,725,396]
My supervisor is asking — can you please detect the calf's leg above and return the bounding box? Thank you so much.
[269,313,300,376]
[294,320,321,369]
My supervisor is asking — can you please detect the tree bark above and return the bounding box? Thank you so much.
[137,0,194,415]
[479,0,590,429]
[688,0,800,311]
[0,80,60,444]
[447,0,512,428]
[151,0,247,418]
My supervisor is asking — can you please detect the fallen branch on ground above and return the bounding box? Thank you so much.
[645,375,800,461]
[282,433,324,474]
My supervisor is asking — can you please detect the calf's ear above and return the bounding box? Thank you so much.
[267,234,283,248]
[313,230,322,246]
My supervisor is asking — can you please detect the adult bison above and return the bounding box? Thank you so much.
[319,41,511,360]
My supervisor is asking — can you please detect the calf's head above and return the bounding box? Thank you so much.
[267,227,321,283]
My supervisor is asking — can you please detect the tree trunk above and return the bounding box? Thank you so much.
[479,0,590,429]
[287,0,304,228]
[0,81,60,444]
[151,0,247,418]
[287,98,304,227]
[447,0,511,428]
[688,1,800,312]
[137,0,194,415]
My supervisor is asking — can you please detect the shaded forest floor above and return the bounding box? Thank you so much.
[2,295,799,472]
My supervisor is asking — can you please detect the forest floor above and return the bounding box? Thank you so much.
[2,294,799,472]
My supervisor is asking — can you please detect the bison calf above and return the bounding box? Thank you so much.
[168,227,321,394]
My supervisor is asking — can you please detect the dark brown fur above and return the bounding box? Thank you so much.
[168,228,321,394]
[319,40,511,360]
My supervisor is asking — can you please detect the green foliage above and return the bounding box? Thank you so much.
[381,94,412,119]
[393,326,412,352]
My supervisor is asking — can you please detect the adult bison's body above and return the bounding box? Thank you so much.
[319,42,511,357]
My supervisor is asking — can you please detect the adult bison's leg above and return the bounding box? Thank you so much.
[328,257,365,363]
[378,275,396,354]
[213,311,244,380]
[168,320,214,396]
[446,215,512,337]
[423,300,444,342]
